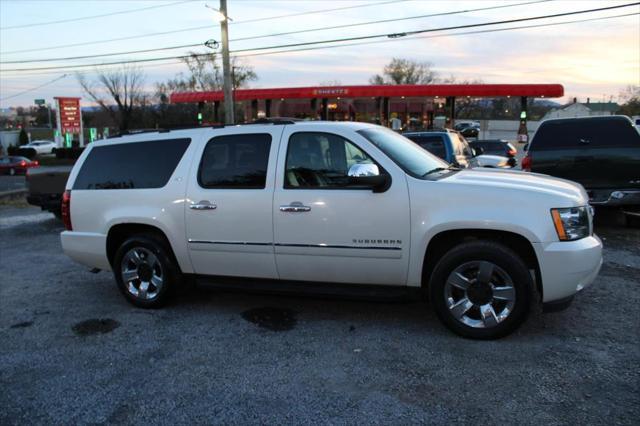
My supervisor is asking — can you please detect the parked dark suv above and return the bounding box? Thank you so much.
[522,116,640,214]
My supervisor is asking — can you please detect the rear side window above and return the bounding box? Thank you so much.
[198,133,272,189]
[73,138,191,190]
[532,118,640,150]
[406,135,447,159]
[490,142,505,152]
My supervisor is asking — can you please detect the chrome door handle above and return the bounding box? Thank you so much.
[190,201,217,210]
[280,202,311,212]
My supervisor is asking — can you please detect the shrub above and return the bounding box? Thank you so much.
[19,129,29,146]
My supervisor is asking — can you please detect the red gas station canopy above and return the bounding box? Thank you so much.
[170,84,564,103]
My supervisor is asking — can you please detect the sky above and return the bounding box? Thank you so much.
[0,0,638,108]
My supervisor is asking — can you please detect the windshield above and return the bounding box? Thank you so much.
[357,127,450,178]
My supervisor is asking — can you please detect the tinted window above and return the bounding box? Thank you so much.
[489,142,504,152]
[73,138,190,190]
[285,132,374,188]
[474,141,512,155]
[405,135,447,159]
[199,134,272,189]
[532,117,640,150]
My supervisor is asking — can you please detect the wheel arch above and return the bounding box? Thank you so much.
[106,223,182,273]
[421,228,542,298]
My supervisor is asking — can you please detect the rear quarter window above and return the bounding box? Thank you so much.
[72,138,191,190]
[531,118,640,150]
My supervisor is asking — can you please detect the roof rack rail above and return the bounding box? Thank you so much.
[158,124,225,132]
[107,128,165,138]
[106,119,298,139]
[244,117,301,125]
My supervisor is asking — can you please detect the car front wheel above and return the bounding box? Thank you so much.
[113,234,180,308]
[429,241,532,339]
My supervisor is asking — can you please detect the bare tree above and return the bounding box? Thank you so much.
[369,58,437,85]
[77,65,146,131]
[156,52,257,102]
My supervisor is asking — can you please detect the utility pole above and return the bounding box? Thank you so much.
[220,0,234,124]
[47,103,53,129]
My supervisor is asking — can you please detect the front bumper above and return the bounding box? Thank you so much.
[533,235,603,303]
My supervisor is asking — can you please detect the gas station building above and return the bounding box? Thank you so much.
[170,83,564,132]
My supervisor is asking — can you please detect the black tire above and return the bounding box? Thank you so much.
[429,240,532,340]
[113,234,180,308]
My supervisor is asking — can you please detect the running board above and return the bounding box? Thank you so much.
[193,275,421,302]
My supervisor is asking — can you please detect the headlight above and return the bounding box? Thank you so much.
[550,207,591,241]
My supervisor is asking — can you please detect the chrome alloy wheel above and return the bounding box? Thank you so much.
[120,247,164,300]
[444,261,516,329]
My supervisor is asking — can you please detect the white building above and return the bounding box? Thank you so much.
[542,99,620,120]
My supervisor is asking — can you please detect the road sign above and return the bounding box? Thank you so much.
[35,99,45,106]
[54,97,82,134]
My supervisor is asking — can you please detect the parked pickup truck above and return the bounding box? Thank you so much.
[522,116,640,221]
[60,120,602,339]
[26,166,72,218]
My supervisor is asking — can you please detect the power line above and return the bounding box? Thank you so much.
[0,1,194,30]
[0,0,551,64]
[0,43,204,65]
[2,1,637,73]
[0,0,407,55]
[228,0,408,25]
[0,59,192,78]
[1,9,637,77]
[230,2,640,54]
[232,0,550,42]
[0,74,68,101]
[233,12,640,59]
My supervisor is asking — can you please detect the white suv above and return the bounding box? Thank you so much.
[61,120,602,339]
[24,140,57,154]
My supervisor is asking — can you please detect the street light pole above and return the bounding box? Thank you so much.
[220,0,234,124]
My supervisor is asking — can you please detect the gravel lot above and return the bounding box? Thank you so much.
[0,175,26,192]
[1,205,638,425]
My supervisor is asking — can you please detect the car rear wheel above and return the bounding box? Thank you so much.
[113,234,180,308]
[429,241,532,339]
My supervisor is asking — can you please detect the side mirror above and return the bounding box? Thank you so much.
[473,147,484,156]
[348,163,390,193]
[523,143,529,152]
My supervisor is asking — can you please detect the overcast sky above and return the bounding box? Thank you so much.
[0,0,638,108]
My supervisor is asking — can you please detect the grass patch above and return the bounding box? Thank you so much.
[0,196,29,207]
